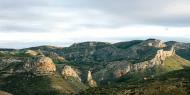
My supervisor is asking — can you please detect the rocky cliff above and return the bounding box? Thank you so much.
[24,57,56,75]
[87,71,97,87]
[95,47,176,80]
[61,65,81,81]
[115,47,175,78]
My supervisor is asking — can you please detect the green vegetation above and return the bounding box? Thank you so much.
[0,72,86,95]
[122,55,190,81]
[85,55,190,95]
[1,39,190,95]
[114,40,143,49]
[0,51,31,57]
[79,69,190,95]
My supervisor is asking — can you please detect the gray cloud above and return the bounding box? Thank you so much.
[0,24,48,32]
[63,0,190,27]
[0,0,190,33]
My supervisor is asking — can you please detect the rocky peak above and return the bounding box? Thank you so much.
[87,70,97,87]
[61,65,81,81]
[145,39,166,48]
[48,52,65,62]
[87,71,93,81]
[155,46,175,61]
[24,57,56,75]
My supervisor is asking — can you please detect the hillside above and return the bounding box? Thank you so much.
[79,55,190,95]
[0,39,190,95]
[79,68,190,95]
[0,73,86,95]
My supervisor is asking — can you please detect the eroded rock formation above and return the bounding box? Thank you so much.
[61,65,81,81]
[155,47,175,61]
[24,57,56,75]
[113,47,175,78]
[87,70,97,87]
[95,47,176,80]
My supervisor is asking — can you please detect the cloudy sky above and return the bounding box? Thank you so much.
[0,0,190,48]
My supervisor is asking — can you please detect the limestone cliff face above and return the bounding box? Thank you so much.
[96,47,176,80]
[155,47,175,61]
[113,47,175,78]
[87,71,97,87]
[24,57,56,75]
[133,47,175,71]
[61,65,81,81]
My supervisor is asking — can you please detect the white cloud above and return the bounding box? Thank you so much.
[164,1,190,16]
[1,25,190,48]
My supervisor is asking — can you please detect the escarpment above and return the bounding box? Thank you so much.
[115,47,175,78]
[96,47,176,80]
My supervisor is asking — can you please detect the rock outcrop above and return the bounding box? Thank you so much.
[87,70,97,87]
[61,65,81,81]
[145,39,166,48]
[0,90,13,95]
[24,57,56,75]
[48,52,65,62]
[114,47,175,78]
[155,47,175,61]
[96,47,176,80]
[25,50,39,56]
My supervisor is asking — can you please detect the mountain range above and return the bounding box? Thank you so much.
[0,39,190,95]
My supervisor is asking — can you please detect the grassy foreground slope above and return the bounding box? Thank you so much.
[0,73,87,95]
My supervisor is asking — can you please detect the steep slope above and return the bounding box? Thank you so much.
[60,39,164,65]
[1,72,87,95]
[94,47,190,83]
[124,54,190,82]
[165,41,190,60]
[80,50,190,95]
[79,68,190,95]
[0,55,87,95]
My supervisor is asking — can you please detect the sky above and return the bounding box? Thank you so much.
[0,0,190,48]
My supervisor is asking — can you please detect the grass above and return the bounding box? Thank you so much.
[79,69,190,95]
[0,72,86,95]
[79,55,190,95]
